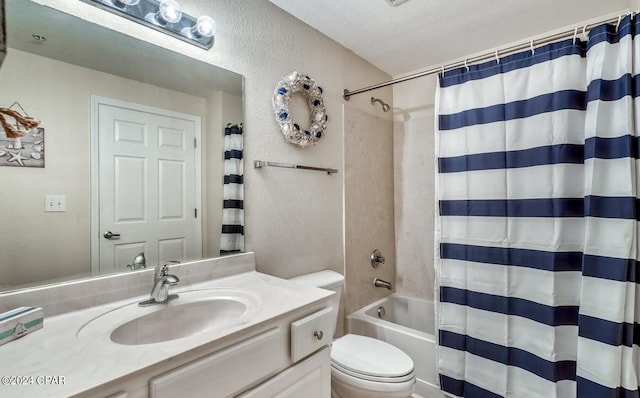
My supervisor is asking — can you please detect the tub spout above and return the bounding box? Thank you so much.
[374,278,393,290]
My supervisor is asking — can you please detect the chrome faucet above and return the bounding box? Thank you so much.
[139,261,180,306]
[373,278,393,290]
[127,252,146,271]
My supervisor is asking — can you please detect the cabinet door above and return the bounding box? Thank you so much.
[150,328,284,398]
[238,346,331,398]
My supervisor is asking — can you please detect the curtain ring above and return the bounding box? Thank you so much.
[441,65,445,77]
[616,15,622,32]
[464,58,469,72]
[530,40,535,55]
[573,27,578,44]
[495,50,500,64]
[583,24,589,41]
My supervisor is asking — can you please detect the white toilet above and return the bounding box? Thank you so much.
[290,270,416,398]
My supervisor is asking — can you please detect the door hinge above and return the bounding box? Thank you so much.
[194,138,197,148]
[195,208,198,218]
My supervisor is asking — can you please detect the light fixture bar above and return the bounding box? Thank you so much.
[82,0,215,49]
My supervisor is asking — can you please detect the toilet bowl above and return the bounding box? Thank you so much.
[289,271,416,397]
[330,334,415,398]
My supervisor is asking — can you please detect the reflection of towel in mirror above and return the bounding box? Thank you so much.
[0,107,40,138]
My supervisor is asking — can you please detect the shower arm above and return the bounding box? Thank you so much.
[371,97,391,112]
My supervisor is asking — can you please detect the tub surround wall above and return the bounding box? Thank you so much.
[344,105,395,317]
[393,76,438,301]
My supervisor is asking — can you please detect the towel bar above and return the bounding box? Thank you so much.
[253,160,338,175]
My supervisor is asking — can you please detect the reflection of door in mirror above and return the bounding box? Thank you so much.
[92,97,202,275]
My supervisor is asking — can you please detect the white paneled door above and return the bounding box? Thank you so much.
[92,97,201,275]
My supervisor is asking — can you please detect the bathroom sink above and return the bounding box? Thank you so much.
[111,298,249,345]
[77,289,259,345]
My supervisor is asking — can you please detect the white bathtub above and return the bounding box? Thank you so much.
[347,294,445,398]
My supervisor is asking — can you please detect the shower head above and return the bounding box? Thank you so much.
[371,97,391,112]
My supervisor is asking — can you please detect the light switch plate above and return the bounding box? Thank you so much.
[45,195,66,212]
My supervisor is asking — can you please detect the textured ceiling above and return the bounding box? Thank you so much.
[269,0,630,77]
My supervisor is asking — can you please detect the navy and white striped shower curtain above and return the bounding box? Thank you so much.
[220,123,244,255]
[436,15,640,398]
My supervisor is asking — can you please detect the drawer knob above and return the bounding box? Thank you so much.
[313,330,324,340]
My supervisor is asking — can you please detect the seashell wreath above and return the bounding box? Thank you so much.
[272,71,327,147]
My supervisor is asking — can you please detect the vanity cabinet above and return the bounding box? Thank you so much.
[238,346,330,398]
[149,328,285,398]
[84,306,333,398]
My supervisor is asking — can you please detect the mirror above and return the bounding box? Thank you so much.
[0,1,244,293]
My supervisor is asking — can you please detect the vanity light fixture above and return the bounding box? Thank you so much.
[112,0,140,8]
[83,0,215,49]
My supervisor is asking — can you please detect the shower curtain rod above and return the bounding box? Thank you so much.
[342,14,625,100]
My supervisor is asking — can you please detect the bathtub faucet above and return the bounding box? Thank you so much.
[373,278,393,290]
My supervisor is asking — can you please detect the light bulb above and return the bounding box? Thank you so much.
[112,0,140,6]
[157,0,182,24]
[192,15,216,38]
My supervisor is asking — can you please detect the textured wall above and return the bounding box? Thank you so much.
[35,1,391,282]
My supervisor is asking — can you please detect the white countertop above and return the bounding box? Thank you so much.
[0,271,332,397]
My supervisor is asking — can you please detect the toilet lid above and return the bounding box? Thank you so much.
[331,335,414,381]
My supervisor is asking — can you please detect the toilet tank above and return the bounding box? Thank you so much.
[289,270,344,336]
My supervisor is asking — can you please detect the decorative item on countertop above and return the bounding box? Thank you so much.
[272,71,327,147]
[0,307,43,346]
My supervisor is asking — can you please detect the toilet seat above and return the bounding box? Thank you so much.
[331,334,415,383]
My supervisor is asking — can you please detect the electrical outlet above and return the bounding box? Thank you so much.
[44,195,66,212]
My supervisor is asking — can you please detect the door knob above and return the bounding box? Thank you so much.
[103,231,121,239]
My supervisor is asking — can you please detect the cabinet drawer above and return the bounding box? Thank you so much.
[290,307,333,362]
[150,328,283,398]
